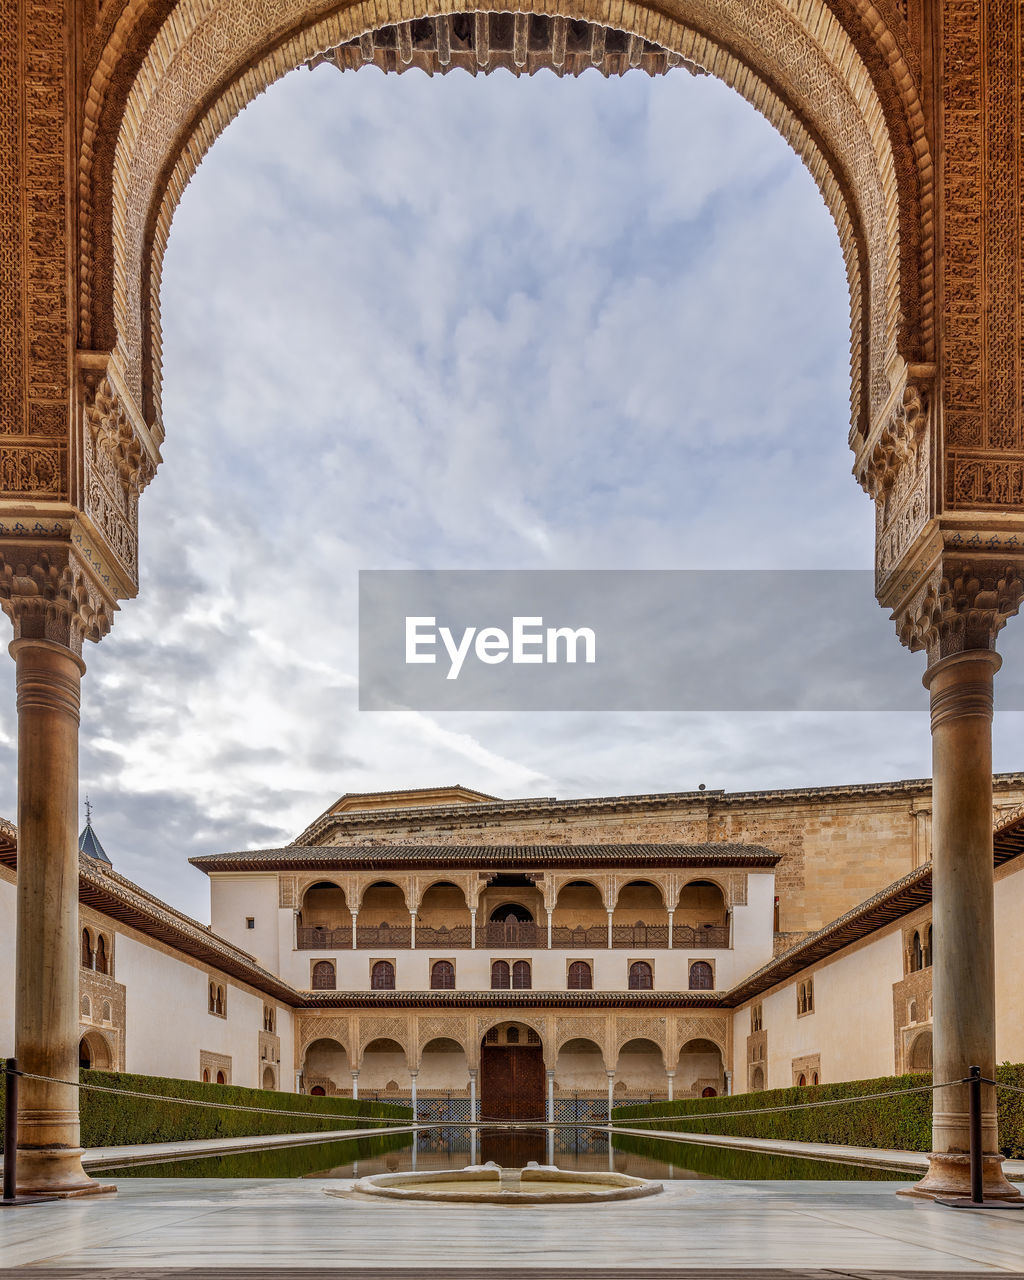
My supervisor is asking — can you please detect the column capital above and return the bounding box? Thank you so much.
[892,558,1024,665]
[0,543,116,655]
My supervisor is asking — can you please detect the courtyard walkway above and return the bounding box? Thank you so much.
[2,1175,1024,1274]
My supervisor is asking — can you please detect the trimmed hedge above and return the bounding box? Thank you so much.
[0,1063,411,1151]
[609,1130,905,1181]
[613,1063,1024,1159]
[111,1129,412,1179]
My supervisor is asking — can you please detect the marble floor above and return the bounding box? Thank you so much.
[2,1177,1024,1272]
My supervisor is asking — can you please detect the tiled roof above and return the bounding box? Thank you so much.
[78,819,111,865]
[299,989,723,1009]
[189,842,781,873]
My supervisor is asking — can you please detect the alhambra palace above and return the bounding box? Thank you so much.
[4,775,1024,1124]
[5,0,1024,1269]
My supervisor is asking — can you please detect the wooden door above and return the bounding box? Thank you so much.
[480,1045,545,1119]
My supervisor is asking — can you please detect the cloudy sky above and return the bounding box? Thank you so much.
[2,61,1021,919]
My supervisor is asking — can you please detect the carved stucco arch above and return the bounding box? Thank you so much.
[476,1012,550,1060]
[298,1025,351,1062]
[78,0,931,452]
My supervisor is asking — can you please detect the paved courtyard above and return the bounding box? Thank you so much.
[3,1177,1024,1274]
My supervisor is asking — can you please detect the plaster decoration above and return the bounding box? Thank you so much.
[615,1015,666,1056]
[675,1014,729,1058]
[199,1048,232,1083]
[894,560,1024,663]
[358,1016,411,1058]
[297,1016,350,1063]
[554,1015,608,1058]
[416,1015,471,1057]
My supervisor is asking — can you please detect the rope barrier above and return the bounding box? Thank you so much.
[604,1078,968,1127]
[7,1069,418,1128]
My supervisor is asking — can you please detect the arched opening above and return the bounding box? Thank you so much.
[798,1073,807,1087]
[310,1085,326,1096]
[371,959,396,990]
[357,882,409,948]
[101,1001,112,1023]
[751,1065,765,1091]
[910,930,923,972]
[298,881,349,949]
[430,960,455,989]
[417,882,471,948]
[512,959,531,990]
[489,903,533,922]
[616,1038,665,1100]
[925,925,933,968]
[95,935,109,975]
[551,881,605,947]
[481,877,544,946]
[202,1068,210,1083]
[311,960,336,990]
[480,1022,545,1120]
[908,1030,933,1073]
[361,1037,409,1097]
[80,995,91,1018]
[491,960,510,990]
[628,961,653,990]
[701,1086,718,1098]
[554,1038,606,1113]
[676,881,728,947]
[216,1071,226,1085]
[676,1038,724,1099]
[81,928,93,970]
[262,1066,276,1090]
[79,1031,112,1072]
[567,960,593,990]
[613,881,668,947]
[303,1037,350,1096]
[418,1037,470,1107]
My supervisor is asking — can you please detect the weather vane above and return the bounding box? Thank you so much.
[84,795,92,825]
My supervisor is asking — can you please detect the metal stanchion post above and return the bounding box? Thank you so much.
[937,1067,1024,1210]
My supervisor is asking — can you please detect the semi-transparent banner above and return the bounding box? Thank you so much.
[358,570,1024,711]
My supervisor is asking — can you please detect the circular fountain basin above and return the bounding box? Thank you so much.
[335,1162,662,1204]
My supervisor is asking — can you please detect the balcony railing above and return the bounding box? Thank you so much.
[297,919,730,950]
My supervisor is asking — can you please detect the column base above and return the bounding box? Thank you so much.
[898,1152,1022,1201]
[15,1148,116,1198]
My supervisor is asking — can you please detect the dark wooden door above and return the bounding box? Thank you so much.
[480,1045,545,1119]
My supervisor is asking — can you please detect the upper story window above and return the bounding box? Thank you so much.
[491,960,511,990]
[81,928,93,969]
[431,960,455,989]
[263,1004,276,1033]
[907,925,933,973]
[81,927,112,975]
[689,961,714,990]
[371,960,396,990]
[628,961,653,990]
[246,917,255,930]
[208,982,226,1016]
[797,977,814,1015]
[511,960,531,990]
[750,1003,763,1033]
[311,960,336,990]
[567,960,592,990]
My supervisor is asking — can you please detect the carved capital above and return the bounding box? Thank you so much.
[0,544,115,655]
[893,559,1024,664]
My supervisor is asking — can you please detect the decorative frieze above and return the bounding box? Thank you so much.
[0,543,115,652]
[893,559,1024,663]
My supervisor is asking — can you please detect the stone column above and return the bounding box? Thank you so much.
[294,1070,303,1094]
[410,910,417,950]
[667,909,674,949]
[911,650,1019,1200]
[666,1071,675,1102]
[546,1068,555,1122]
[351,1069,360,1100]
[546,909,552,949]
[606,1070,615,1119]
[724,1070,732,1097]
[409,1069,418,1119]
[11,639,104,1196]
[468,1067,478,1122]
[606,910,613,950]
[350,910,358,950]
[470,909,476,949]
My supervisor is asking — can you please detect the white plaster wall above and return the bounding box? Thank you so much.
[208,874,280,973]
[0,872,16,1057]
[996,865,1024,1064]
[119,935,266,1086]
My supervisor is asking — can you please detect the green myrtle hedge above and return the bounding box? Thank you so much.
[613,1063,1024,1159]
[0,1063,411,1150]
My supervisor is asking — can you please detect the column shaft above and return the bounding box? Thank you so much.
[12,640,98,1194]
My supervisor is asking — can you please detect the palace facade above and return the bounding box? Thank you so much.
[2,776,1024,1122]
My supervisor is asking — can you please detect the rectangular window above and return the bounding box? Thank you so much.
[246,917,255,929]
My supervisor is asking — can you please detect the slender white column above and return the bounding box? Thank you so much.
[546,1069,555,1122]
[469,1068,478,1121]
[470,909,477,949]
[667,909,674,948]
[351,1069,359,1100]
[292,909,299,950]
[724,1070,732,1096]
[546,1127,555,1166]
[410,910,417,950]
[606,1071,615,1118]
[294,1070,303,1094]
[606,910,613,950]
[410,1069,418,1119]
[666,1071,675,1102]
[350,910,358,950]
[546,909,553,949]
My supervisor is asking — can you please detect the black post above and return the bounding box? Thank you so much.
[969,1064,983,1205]
[3,1058,17,1202]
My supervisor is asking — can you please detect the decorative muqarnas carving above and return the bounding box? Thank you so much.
[82,374,156,580]
[859,381,932,578]
[895,560,1024,663]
